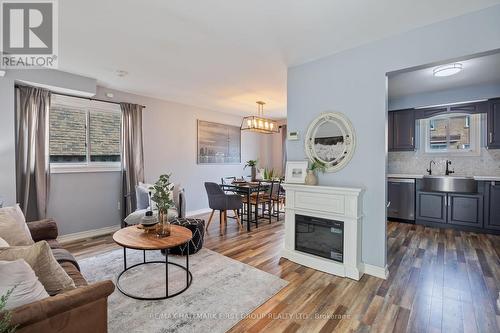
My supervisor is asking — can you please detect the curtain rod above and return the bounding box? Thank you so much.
[15,84,146,109]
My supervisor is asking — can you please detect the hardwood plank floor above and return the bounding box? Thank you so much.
[65,214,500,332]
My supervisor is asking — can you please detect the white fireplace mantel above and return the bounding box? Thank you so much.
[281,183,364,280]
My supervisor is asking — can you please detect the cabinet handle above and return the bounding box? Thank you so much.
[411,137,414,145]
[489,132,493,144]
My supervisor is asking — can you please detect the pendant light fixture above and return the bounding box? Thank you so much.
[241,101,279,134]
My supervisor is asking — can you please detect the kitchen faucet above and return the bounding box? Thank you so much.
[445,160,455,176]
[426,160,436,175]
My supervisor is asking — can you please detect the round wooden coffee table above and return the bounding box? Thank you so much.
[112,224,193,300]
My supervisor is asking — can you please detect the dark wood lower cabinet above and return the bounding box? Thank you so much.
[416,191,447,224]
[413,181,499,234]
[485,181,500,231]
[447,193,483,228]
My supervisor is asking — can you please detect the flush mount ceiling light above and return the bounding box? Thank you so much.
[433,63,463,77]
[241,101,279,134]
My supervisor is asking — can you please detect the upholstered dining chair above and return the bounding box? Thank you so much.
[204,182,243,235]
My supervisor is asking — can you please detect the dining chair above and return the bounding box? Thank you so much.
[204,182,243,235]
[269,179,285,220]
[242,181,272,226]
[221,176,236,184]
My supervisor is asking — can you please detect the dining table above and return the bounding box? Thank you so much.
[219,181,269,232]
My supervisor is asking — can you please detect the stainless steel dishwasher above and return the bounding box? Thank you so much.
[387,178,415,222]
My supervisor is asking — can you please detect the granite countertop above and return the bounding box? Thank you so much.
[387,174,500,181]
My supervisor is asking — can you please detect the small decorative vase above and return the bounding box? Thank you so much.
[304,170,318,185]
[251,166,257,182]
[156,210,171,237]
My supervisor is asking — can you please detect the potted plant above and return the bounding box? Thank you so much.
[149,174,174,237]
[305,158,326,185]
[0,288,17,333]
[244,160,258,181]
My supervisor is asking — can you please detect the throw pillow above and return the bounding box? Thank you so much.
[5,204,33,240]
[0,205,34,246]
[0,236,9,247]
[0,241,76,295]
[0,259,49,310]
[135,184,150,210]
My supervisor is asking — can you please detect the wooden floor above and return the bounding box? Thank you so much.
[65,213,500,333]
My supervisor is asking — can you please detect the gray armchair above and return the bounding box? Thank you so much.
[204,182,243,235]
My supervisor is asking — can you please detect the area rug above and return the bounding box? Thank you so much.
[78,248,288,333]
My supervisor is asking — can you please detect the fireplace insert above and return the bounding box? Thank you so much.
[295,214,343,262]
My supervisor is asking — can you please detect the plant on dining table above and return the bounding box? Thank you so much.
[244,159,259,181]
[263,168,279,180]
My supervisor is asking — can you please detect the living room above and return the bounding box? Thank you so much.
[1,1,500,333]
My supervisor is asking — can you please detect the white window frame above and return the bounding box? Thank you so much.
[422,113,480,156]
[49,95,122,174]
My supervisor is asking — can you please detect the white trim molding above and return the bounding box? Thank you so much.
[57,224,120,244]
[281,183,364,280]
[360,263,389,280]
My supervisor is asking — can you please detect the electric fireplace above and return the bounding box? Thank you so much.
[295,214,343,263]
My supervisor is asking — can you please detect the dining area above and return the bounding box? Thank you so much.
[203,178,285,235]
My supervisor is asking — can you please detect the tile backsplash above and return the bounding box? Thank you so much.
[388,148,500,176]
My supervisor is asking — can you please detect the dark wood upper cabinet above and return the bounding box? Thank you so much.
[388,111,394,151]
[487,99,500,149]
[449,102,487,114]
[389,109,415,151]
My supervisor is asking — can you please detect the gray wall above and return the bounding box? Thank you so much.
[0,69,274,235]
[287,5,500,268]
[389,82,500,110]
[47,172,122,235]
[94,87,263,214]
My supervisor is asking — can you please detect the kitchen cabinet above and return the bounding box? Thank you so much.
[487,99,500,149]
[485,181,500,231]
[416,191,447,224]
[416,191,484,228]
[388,109,415,151]
[447,193,483,228]
[388,111,394,151]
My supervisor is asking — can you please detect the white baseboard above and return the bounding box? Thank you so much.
[361,263,389,279]
[57,224,121,244]
[186,208,211,217]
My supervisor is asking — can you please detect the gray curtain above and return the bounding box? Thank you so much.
[281,124,287,174]
[121,103,145,217]
[15,86,51,221]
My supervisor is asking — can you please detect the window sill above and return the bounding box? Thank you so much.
[50,165,121,174]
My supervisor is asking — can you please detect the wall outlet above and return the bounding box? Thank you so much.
[288,131,299,140]
[117,201,121,211]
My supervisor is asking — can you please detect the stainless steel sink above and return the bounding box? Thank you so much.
[422,176,477,193]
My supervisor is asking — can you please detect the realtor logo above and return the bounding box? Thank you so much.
[1,0,58,68]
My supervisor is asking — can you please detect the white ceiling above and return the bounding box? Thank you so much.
[389,52,500,99]
[59,0,500,118]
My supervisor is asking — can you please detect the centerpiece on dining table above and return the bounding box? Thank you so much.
[149,174,174,237]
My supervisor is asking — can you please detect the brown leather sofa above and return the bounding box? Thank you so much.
[7,219,115,333]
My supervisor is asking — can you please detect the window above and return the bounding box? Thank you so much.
[424,114,480,154]
[49,94,121,172]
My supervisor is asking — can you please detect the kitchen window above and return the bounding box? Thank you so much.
[423,114,480,155]
[49,94,122,173]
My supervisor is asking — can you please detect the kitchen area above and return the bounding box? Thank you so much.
[387,51,500,234]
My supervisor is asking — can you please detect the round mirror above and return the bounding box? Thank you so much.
[305,112,356,172]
